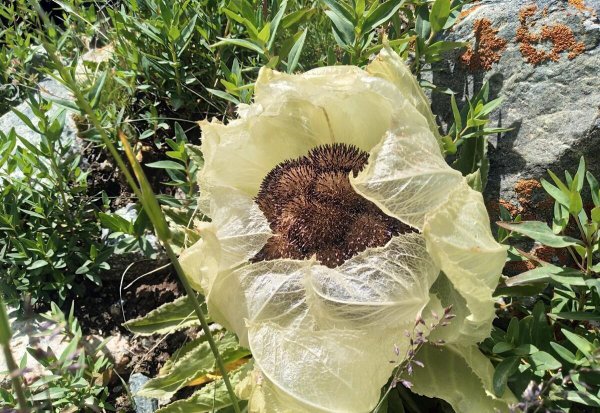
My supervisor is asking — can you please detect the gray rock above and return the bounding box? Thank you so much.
[432,0,600,216]
[129,373,159,413]
[0,77,80,180]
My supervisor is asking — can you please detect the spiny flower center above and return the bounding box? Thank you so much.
[252,143,414,268]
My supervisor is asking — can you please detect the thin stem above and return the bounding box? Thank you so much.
[0,298,30,413]
[163,243,241,413]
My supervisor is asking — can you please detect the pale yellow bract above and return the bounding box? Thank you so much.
[180,46,515,413]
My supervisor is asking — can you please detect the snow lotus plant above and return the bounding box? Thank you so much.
[180,46,516,413]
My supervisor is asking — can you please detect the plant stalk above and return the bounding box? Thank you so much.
[0,298,29,413]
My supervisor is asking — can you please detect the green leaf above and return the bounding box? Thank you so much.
[155,362,252,413]
[145,160,186,171]
[429,0,451,33]
[450,94,462,137]
[124,296,205,335]
[27,260,48,270]
[321,0,355,23]
[267,1,287,50]
[541,178,570,208]
[586,171,600,207]
[496,221,584,248]
[550,342,576,364]
[552,312,600,321]
[324,10,355,46]
[493,356,519,397]
[287,29,307,73]
[528,351,562,371]
[139,332,250,399]
[492,342,514,354]
[88,71,108,109]
[506,318,519,345]
[212,38,265,55]
[362,0,404,33]
[561,329,594,356]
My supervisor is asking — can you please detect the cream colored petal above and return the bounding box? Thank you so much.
[307,233,438,329]
[409,344,516,413]
[350,127,463,230]
[423,183,507,344]
[254,65,429,154]
[198,112,326,210]
[223,238,435,412]
[248,320,410,413]
[178,189,271,344]
[366,44,442,141]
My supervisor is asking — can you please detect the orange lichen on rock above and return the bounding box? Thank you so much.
[568,0,591,12]
[460,18,508,70]
[516,5,586,65]
[457,4,482,23]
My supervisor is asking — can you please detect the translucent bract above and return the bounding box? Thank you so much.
[180,46,514,412]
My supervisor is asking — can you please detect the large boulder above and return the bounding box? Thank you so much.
[432,0,600,218]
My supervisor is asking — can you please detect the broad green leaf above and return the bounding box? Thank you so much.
[155,362,252,413]
[528,351,562,371]
[496,221,584,247]
[430,0,451,33]
[124,296,205,335]
[138,332,250,399]
[492,342,514,354]
[321,0,355,22]
[565,391,600,408]
[506,318,519,345]
[493,356,519,397]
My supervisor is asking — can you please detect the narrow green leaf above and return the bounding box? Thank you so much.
[492,342,514,354]
[550,342,576,363]
[496,221,584,247]
[586,171,600,207]
[267,1,288,50]
[212,38,265,55]
[552,312,600,321]
[362,0,404,33]
[145,160,186,171]
[287,29,307,73]
[541,178,570,207]
[561,329,594,356]
[493,356,519,397]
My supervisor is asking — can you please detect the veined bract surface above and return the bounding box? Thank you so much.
[180,45,515,413]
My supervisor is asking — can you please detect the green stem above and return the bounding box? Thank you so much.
[0,298,29,413]
[163,243,241,412]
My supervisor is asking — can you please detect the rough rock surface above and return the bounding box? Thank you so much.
[0,78,80,180]
[432,0,600,217]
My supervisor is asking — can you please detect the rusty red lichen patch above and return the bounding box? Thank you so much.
[460,18,508,71]
[516,4,586,65]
